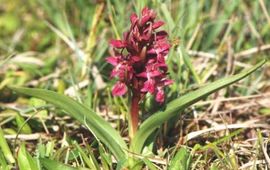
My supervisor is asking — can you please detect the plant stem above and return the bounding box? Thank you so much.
[130,94,140,139]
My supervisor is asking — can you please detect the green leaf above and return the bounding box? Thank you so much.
[9,87,127,161]
[142,158,158,170]
[131,60,266,153]
[15,112,32,134]
[40,158,89,170]
[18,144,39,170]
[0,150,9,170]
[29,97,48,117]
[180,47,202,84]
[169,147,191,170]
[0,127,15,164]
[99,143,112,170]
[259,107,270,115]
[160,3,175,31]
[0,53,15,68]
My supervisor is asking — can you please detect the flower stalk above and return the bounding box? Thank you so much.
[130,92,140,138]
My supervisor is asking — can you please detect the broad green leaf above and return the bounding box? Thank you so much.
[10,87,127,161]
[40,158,89,170]
[18,144,39,170]
[131,60,266,153]
[169,147,191,170]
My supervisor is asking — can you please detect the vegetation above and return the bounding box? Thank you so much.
[0,0,269,169]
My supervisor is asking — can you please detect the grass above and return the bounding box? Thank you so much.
[0,0,270,169]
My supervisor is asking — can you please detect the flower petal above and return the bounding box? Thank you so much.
[155,88,164,103]
[163,79,173,86]
[140,15,151,26]
[156,31,168,40]
[131,55,141,62]
[137,72,147,78]
[142,7,150,15]
[147,48,156,54]
[112,82,127,96]
[155,42,170,53]
[142,7,156,19]
[130,13,138,25]
[157,53,165,63]
[153,21,165,29]
[106,56,119,66]
[156,63,168,70]
[110,68,119,78]
[110,40,126,48]
[149,70,162,77]
[141,79,155,94]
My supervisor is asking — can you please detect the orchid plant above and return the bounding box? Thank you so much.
[106,7,173,138]
[10,7,265,169]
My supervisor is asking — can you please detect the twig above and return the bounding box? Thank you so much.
[234,44,270,58]
[26,68,66,86]
[64,79,89,97]
[187,43,270,59]
[126,150,167,165]
[259,0,270,26]
[186,24,201,50]
[260,139,270,168]
[4,133,48,140]
[195,93,270,106]
[187,50,216,59]
[10,51,44,66]
[239,160,266,169]
[185,120,270,142]
[243,5,263,44]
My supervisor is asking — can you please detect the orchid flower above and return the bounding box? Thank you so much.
[107,7,172,137]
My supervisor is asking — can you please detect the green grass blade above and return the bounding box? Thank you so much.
[0,53,15,68]
[0,149,9,170]
[160,3,175,31]
[0,127,15,164]
[9,87,127,161]
[18,144,39,170]
[15,112,32,134]
[74,142,100,170]
[180,46,202,84]
[40,158,89,170]
[131,59,266,153]
[142,158,158,170]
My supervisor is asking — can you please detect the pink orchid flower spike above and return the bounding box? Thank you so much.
[106,7,173,138]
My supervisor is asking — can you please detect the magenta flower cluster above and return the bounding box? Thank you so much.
[106,7,173,103]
